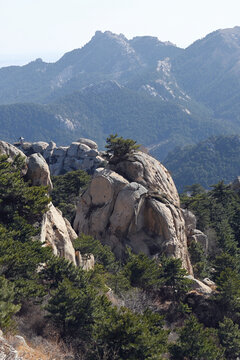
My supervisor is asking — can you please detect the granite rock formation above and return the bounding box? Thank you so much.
[74,151,192,273]
[182,208,209,255]
[26,153,53,190]
[0,140,26,160]
[0,140,94,269]
[16,138,105,176]
[40,203,78,265]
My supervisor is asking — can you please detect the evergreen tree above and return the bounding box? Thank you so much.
[170,315,223,360]
[214,268,240,322]
[51,169,90,222]
[218,317,240,360]
[105,134,140,159]
[73,234,116,270]
[91,307,168,360]
[0,276,21,331]
[45,277,95,338]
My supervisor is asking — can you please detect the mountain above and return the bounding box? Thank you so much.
[163,135,240,192]
[0,103,75,145]
[1,81,237,159]
[0,31,182,104]
[1,28,240,161]
[172,26,240,123]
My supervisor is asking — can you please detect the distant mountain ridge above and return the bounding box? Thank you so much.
[0,30,181,104]
[1,27,240,159]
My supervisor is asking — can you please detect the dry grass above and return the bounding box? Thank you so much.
[7,334,74,360]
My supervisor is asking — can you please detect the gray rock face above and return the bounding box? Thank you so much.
[76,138,98,149]
[186,275,213,295]
[0,334,20,360]
[182,208,209,254]
[17,138,105,176]
[0,140,26,160]
[76,252,95,270]
[111,152,180,206]
[74,152,192,273]
[189,229,208,254]
[40,203,95,269]
[40,203,77,265]
[182,209,197,236]
[31,141,49,154]
[26,153,53,191]
[0,141,27,175]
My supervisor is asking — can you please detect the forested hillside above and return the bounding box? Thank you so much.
[164,135,240,192]
[0,84,236,159]
[2,141,240,358]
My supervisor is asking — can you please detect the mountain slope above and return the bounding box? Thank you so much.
[1,28,240,160]
[0,31,182,105]
[1,82,238,160]
[172,26,240,122]
[163,135,240,192]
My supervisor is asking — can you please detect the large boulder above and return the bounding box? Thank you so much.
[0,141,27,175]
[0,140,26,160]
[77,138,98,149]
[40,203,77,265]
[110,151,180,206]
[74,152,192,273]
[186,275,213,295]
[31,141,49,154]
[26,153,53,191]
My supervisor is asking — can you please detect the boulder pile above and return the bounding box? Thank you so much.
[16,138,105,175]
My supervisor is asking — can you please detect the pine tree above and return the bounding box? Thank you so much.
[0,276,21,331]
[105,134,139,159]
[170,315,224,360]
[218,317,240,359]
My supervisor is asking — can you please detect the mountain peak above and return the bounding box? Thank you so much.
[130,35,176,48]
[94,30,127,40]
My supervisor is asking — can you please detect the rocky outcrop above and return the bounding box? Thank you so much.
[40,203,77,265]
[20,141,49,155]
[182,209,209,255]
[76,252,95,271]
[110,152,180,206]
[74,151,192,273]
[0,139,94,269]
[0,331,20,360]
[40,203,95,270]
[16,138,105,176]
[0,140,26,160]
[26,153,53,190]
[182,209,197,235]
[0,140,27,176]
[186,275,213,295]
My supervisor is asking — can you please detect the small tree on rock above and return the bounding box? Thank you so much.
[105,134,140,159]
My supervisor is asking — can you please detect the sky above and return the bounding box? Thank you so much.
[0,0,240,67]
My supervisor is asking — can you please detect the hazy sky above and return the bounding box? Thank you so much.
[0,0,240,67]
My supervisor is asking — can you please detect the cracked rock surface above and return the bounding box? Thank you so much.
[74,151,192,273]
